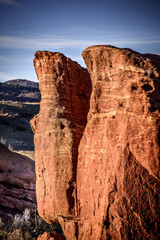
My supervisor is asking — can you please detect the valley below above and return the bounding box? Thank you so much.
[0,100,39,160]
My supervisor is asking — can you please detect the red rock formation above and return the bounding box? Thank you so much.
[76,45,160,239]
[32,47,160,240]
[30,51,91,236]
[0,143,36,217]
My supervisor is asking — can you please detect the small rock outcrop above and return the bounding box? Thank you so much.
[0,143,36,217]
[31,46,160,240]
[30,51,91,236]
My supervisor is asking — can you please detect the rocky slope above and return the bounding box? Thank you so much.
[31,46,160,240]
[0,143,36,218]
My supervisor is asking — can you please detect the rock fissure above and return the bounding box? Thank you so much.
[54,213,85,222]
[104,203,111,230]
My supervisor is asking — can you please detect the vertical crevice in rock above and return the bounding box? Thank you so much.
[104,203,111,229]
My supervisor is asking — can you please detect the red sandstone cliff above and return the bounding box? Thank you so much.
[30,51,91,238]
[76,46,160,239]
[31,47,160,240]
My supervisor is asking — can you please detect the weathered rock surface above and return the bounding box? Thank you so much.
[76,46,160,239]
[32,46,160,240]
[37,232,65,240]
[0,143,36,217]
[30,51,91,232]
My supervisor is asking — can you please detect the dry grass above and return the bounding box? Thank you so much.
[0,137,35,160]
[0,136,14,151]
[0,207,64,240]
[14,150,35,161]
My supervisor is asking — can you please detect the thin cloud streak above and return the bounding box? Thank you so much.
[111,39,160,46]
[0,36,99,50]
[0,56,32,62]
[0,71,14,81]
[0,35,160,50]
[0,56,16,61]
[0,0,20,6]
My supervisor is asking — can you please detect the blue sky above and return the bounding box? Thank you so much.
[0,0,160,82]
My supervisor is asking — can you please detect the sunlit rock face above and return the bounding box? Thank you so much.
[30,51,91,237]
[0,143,36,216]
[76,45,160,239]
[31,47,160,240]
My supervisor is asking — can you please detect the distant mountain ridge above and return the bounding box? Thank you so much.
[5,79,39,88]
[0,79,41,102]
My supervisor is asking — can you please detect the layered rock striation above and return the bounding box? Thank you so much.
[30,51,91,235]
[31,46,160,240]
[0,143,36,217]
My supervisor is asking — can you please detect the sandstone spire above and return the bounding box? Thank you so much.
[76,45,160,239]
[30,51,91,238]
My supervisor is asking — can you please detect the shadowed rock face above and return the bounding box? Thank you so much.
[30,51,91,233]
[31,47,160,240]
[76,46,160,239]
[37,231,64,240]
[0,143,36,217]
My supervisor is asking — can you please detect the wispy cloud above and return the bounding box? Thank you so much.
[0,71,14,81]
[0,35,100,50]
[112,39,160,46]
[0,56,32,63]
[0,35,160,51]
[0,0,20,6]
[0,56,15,61]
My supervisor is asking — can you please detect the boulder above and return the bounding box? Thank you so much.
[0,143,36,217]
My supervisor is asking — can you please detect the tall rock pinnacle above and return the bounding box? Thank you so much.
[76,45,160,239]
[30,51,91,238]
